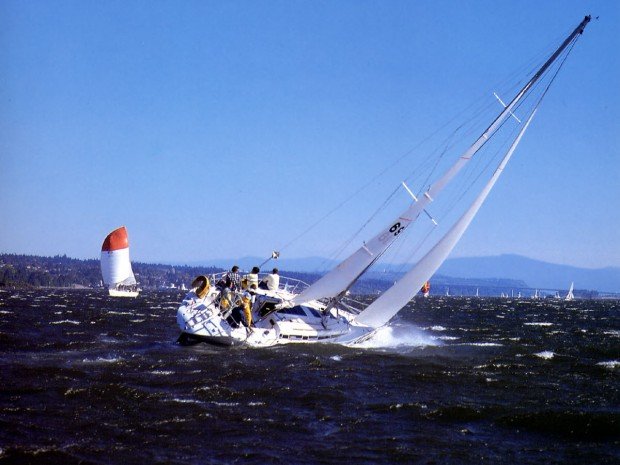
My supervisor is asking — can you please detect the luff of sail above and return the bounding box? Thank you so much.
[100,226,137,289]
[355,109,538,328]
[292,15,591,307]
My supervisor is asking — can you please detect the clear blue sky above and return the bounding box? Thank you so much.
[1,0,618,269]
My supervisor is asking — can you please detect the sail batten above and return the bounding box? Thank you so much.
[355,109,538,328]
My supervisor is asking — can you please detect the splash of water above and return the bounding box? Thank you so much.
[354,323,439,349]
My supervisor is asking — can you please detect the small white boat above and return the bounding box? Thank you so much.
[565,282,575,301]
[100,226,139,298]
[176,16,592,347]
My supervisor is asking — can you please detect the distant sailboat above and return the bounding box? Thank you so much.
[421,281,430,298]
[100,226,139,298]
[565,282,575,301]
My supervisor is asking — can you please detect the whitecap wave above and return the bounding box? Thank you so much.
[596,360,619,370]
[354,324,439,349]
[458,342,503,347]
[150,370,175,376]
[534,350,555,359]
[50,320,80,325]
[524,322,553,326]
[82,356,123,364]
[171,398,204,404]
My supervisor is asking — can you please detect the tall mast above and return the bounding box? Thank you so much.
[354,16,592,327]
[424,15,591,200]
[291,16,591,308]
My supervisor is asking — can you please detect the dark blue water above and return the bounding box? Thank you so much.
[0,289,618,464]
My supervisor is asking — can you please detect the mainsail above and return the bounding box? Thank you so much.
[100,226,137,289]
[565,282,575,301]
[355,109,537,328]
[293,16,591,306]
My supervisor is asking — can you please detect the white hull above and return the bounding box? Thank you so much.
[177,277,374,348]
[109,289,139,298]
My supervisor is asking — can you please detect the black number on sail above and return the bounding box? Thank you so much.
[389,222,405,237]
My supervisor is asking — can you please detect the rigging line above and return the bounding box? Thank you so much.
[430,36,580,232]
[407,34,565,195]
[275,26,581,257]
[391,27,585,284]
[445,39,577,213]
[321,183,403,268]
[395,224,437,274]
[275,91,494,255]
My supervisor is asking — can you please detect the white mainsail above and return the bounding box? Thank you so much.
[355,109,537,328]
[101,226,137,289]
[565,282,575,301]
[293,16,591,307]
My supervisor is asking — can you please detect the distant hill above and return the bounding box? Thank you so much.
[437,254,620,293]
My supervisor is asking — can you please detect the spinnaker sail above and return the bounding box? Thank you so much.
[101,226,137,289]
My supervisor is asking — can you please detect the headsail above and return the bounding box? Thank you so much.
[292,16,591,306]
[100,226,137,288]
[355,109,538,328]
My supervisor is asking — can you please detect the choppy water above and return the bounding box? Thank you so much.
[0,289,618,464]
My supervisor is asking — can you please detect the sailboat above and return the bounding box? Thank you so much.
[565,282,575,301]
[421,281,431,298]
[101,226,140,298]
[176,16,592,347]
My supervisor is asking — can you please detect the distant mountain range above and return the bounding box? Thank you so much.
[186,254,620,293]
[437,254,620,293]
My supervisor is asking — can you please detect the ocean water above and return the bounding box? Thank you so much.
[0,289,618,464]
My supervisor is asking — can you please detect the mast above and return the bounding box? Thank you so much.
[292,15,591,307]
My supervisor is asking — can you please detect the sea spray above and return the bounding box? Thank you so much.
[354,323,439,349]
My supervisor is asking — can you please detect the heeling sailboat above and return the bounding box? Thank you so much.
[565,282,575,301]
[176,16,591,347]
[101,226,140,298]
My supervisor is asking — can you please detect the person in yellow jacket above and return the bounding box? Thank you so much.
[219,288,232,314]
[241,292,253,327]
[227,291,253,328]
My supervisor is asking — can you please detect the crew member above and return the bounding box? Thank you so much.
[260,268,280,291]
